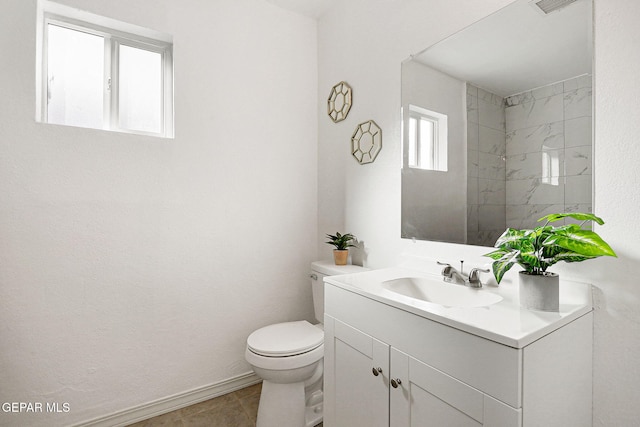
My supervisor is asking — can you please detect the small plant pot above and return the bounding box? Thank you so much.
[519,271,559,312]
[333,250,348,265]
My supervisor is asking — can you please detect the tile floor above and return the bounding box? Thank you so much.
[126,383,323,427]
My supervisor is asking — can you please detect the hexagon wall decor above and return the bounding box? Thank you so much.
[327,81,352,123]
[351,120,382,164]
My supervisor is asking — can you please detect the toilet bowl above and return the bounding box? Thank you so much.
[245,261,367,427]
[246,321,324,427]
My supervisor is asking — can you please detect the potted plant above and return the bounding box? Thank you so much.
[326,232,356,265]
[484,213,616,311]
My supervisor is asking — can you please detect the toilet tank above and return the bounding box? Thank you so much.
[310,261,368,323]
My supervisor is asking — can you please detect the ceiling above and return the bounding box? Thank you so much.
[264,0,336,18]
[413,0,592,97]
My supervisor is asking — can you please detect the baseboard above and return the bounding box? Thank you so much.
[73,372,261,427]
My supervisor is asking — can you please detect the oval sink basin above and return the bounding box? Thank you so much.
[382,277,503,308]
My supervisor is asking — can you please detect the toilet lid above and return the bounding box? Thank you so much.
[247,321,324,357]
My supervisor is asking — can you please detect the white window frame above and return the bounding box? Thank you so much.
[37,1,174,138]
[406,104,448,171]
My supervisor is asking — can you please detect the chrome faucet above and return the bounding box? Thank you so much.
[468,267,490,288]
[437,261,467,286]
[437,261,490,288]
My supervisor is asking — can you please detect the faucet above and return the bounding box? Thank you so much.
[467,267,490,288]
[437,261,467,286]
[437,261,490,288]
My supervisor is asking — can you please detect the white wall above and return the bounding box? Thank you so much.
[318,0,640,423]
[0,0,318,425]
[591,0,640,423]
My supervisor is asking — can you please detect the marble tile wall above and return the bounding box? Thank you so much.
[467,84,506,246]
[504,75,592,230]
[465,75,592,246]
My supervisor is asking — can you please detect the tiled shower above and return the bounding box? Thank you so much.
[467,75,593,246]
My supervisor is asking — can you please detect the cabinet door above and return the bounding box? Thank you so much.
[390,348,520,427]
[324,316,389,427]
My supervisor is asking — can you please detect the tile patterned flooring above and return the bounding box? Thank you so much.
[127,383,261,427]
[126,383,323,427]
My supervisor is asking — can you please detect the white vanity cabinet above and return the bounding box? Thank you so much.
[325,317,389,427]
[324,279,593,427]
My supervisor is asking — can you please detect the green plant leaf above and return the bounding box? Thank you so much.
[519,250,540,270]
[495,228,527,249]
[491,257,516,284]
[539,212,605,225]
[483,249,520,283]
[543,229,617,258]
[325,231,356,250]
[546,251,596,264]
[484,249,509,260]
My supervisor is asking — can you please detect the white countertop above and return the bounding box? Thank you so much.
[325,267,593,348]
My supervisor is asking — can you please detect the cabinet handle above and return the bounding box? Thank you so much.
[310,273,318,280]
[390,378,402,388]
[372,367,383,377]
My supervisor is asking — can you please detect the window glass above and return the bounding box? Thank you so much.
[407,105,448,172]
[47,24,104,129]
[118,44,162,134]
[419,117,435,170]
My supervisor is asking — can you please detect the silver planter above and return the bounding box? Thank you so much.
[518,271,559,312]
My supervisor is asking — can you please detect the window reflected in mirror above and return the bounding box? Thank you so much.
[407,105,448,172]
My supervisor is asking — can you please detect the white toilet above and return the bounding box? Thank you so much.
[245,261,367,427]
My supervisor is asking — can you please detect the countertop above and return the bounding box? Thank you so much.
[324,267,593,348]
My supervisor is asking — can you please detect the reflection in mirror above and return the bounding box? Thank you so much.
[401,0,593,246]
[407,105,448,171]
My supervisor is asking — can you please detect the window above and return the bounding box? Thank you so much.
[406,105,448,171]
[37,1,173,137]
[541,147,560,186]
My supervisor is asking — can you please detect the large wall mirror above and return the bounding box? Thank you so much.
[401,0,593,246]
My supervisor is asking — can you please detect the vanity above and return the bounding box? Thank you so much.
[323,267,593,426]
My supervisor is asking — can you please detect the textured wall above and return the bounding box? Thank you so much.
[0,0,318,425]
[591,0,640,423]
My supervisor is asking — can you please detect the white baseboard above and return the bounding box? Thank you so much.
[73,372,261,427]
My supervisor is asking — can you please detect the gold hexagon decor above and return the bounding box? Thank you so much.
[327,81,352,123]
[351,120,382,164]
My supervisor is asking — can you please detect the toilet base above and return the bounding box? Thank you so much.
[256,380,304,427]
[305,389,323,427]
[256,381,323,427]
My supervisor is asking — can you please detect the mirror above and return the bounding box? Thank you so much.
[401,0,593,246]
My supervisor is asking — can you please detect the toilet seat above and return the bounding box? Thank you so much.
[246,321,324,371]
[247,320,324,357]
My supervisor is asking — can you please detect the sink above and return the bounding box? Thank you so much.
[381,277,503,308]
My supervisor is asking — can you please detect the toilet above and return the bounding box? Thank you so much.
[245,261,367,427]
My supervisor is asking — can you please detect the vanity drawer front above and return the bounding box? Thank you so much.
[326,284,522,408]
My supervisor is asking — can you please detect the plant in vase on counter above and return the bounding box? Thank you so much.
[326,232,356,265]
[484,213,616,311]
